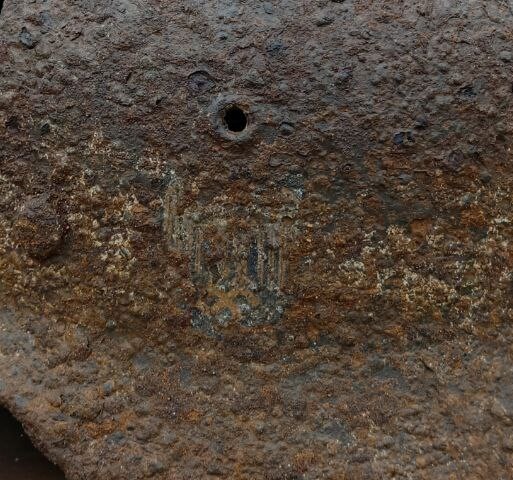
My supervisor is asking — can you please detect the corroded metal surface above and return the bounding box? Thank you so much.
[1,1,513,479]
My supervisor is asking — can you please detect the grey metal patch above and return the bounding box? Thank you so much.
[163,172,302,334]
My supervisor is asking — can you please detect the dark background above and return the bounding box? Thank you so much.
[0,408,65,480]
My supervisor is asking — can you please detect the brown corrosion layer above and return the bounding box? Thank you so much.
[1,1,513,479]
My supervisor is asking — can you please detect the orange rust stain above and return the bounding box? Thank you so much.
[410,218,433,238]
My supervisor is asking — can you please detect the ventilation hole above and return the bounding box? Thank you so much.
[223,105,247,132]
[0,407,66,480]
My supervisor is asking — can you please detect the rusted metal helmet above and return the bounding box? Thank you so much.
[1,1,513,478]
